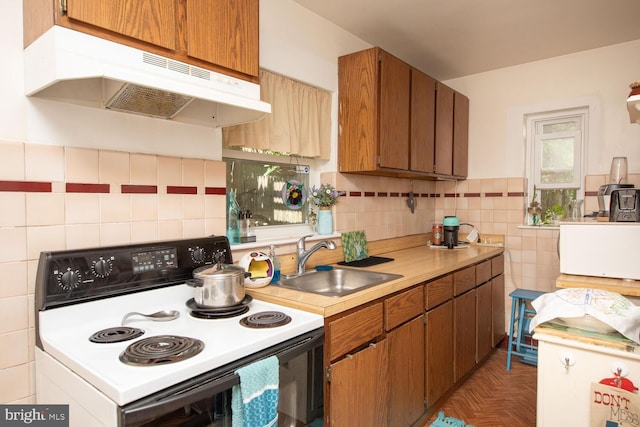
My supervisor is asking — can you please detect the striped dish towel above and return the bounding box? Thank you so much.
[232,356,279,427]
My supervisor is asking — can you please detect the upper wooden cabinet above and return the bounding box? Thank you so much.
[453,92,469,177]
[435,82,469,178]
[338,47,410,173]
[185,0,259,78]
[23,0,259,82]
[411,69,437,173]
[338,47,468,180]
[434,82,454,175]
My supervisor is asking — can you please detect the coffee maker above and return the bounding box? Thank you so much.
[597,157,634,221]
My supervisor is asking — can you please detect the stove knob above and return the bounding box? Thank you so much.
[92,258,113,278]
[57,268,81,290]
[190,247,206,264]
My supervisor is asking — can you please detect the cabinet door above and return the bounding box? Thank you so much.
[388,317,425,426]
[477,281,492,362]
[66,0,177,50]
[426,300,453,407]
[385,286,424,331]
[329,339,389,427]
[491,253,505,278]
[452,91,469,178]
[410,69,436,173]
[379,50,411,170]
[434,82,454,175]
[453,265,475,296]
[327,302,383,362]
[492,274,506,347]
[186,0,259,77]
[338,48,379,172]
[454,289,476,382]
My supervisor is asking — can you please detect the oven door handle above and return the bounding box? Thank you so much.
[121,328,324,426]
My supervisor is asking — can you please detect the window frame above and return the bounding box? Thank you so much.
[524,107,589,224]
[222,148,325,243]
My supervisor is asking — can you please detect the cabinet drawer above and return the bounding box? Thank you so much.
[453,265,475,296]
[476,260,491,285]
[425,275,453,310]
[385,286,424,331]
[491,253,505,277]
[328,302,384,361]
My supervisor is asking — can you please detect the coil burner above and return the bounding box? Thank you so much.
[89,327,145,343]
[240,311,292,329]
[187,295,252,319]
[119,335,204,366]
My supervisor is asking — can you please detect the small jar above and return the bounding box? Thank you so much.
[432,224,443,245]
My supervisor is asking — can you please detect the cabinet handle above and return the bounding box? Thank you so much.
[369,342,377,349]
[345,354,353,359]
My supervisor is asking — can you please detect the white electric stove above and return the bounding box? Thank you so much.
[35,237,325,426]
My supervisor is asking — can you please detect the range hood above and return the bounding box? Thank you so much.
[24,26,271,128]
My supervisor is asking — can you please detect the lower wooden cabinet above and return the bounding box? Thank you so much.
[388,316,425,426]
[477,281,493,362]
[492,274,506,346]
[454,289,476,382]
[425,300,453,407]
[329,339,389,426]
[324,253,504,426]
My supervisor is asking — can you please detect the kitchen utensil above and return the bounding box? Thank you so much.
[569,199,583,221]
[609,188,640,222]
[443,216,460,249]
[187,262,249,307]
[609,157,628,184]
[597,184,634,220]
[121,310,180,326]
[238,251,274,288]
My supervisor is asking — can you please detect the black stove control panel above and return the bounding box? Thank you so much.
[35,236,232,310]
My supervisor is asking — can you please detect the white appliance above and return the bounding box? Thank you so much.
[24,26,271,127]
[535,331,640,426]
[559,222,640,281]
[35,236,324,426]
[537,222,640,426]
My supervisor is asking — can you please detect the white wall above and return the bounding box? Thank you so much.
[2,0,368,166]
[445,40,640,179]
[4,0,640,179]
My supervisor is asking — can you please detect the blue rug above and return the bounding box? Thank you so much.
[430,412,475,427]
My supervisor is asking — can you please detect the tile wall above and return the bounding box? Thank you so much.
[0,141,227,404]
[2,141,637,404]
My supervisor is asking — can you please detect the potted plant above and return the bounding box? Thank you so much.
[310,184,343,235]
[544,204,564,225]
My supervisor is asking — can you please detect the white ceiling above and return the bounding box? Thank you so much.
[293,0,640,81]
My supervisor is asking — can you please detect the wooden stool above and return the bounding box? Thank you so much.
[506,288,546,371]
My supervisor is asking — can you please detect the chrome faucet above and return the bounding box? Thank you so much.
[296,234,336,275]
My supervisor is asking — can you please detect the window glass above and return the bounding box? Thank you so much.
[540,137,575,183]
[542,122,577,133]
[225,157,310,227]
[526,107,587,224]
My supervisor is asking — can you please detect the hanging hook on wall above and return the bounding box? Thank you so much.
[407,180,415,214]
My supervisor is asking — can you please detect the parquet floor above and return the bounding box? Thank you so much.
[423,349,537,427]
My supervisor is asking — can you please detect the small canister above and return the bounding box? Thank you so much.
[432,224,443,245]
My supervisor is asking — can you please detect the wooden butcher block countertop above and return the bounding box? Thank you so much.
[556,274,640,297]
[247,235,504,318]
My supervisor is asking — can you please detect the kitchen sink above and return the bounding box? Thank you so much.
[275,268,403,297]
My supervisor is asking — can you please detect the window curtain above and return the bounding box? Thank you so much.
[222,70,331,159]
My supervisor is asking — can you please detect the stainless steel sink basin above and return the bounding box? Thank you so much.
[276,268,403,297]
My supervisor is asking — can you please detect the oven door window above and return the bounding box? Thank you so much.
[121,329,324,427]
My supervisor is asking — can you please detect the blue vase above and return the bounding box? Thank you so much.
[317,208,333,235]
